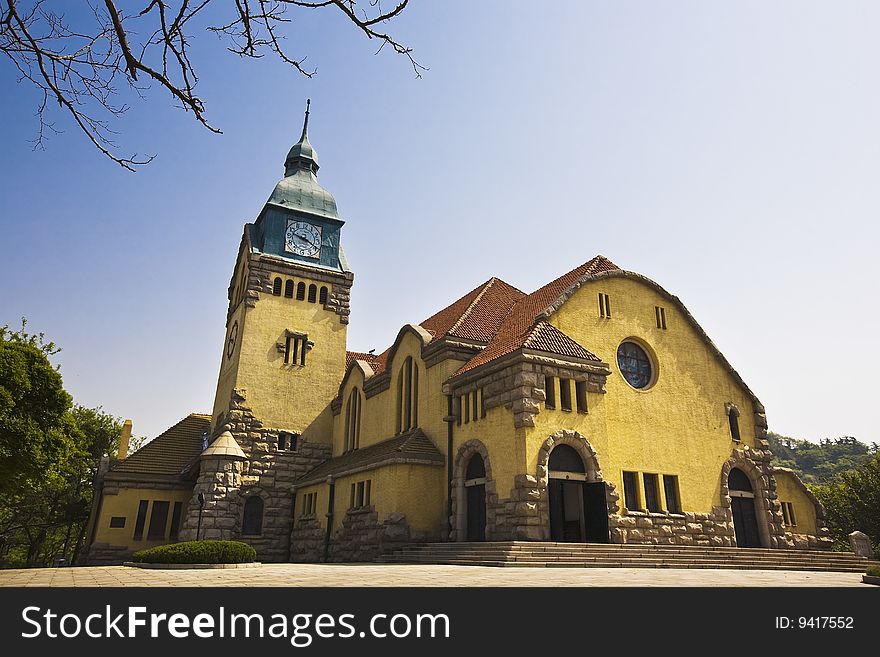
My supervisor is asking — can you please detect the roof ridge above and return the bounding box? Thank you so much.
[447,277,499,336]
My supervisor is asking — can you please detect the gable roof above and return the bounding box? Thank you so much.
[453,255,620,376]
[110,413,211,477]
[420,277,525,343]
[345,350,388,375]
[294,428,444,486]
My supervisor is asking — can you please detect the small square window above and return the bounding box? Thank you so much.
[109,516,126,528]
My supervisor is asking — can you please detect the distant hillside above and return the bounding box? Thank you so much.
[768,432,878,484]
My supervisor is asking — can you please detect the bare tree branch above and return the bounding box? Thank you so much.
[0,0,421,171]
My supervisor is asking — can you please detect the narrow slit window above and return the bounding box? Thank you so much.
[273,277,282,296]
[364,480,371,506]
[728,405,741,442]
[643,473,661,512]
[480,388,486,418]
[599,293,611,318]
[663,475,680,513]
[285,280,294,298]
[169,501,183,540]
[319,286,329,304]
[296,282,306,300]
[622,472,640,511]
[781,502,790,525]
[356,481,365,507]
[787,503,797,526]
[575,380,588,413]
[544,376,556,409]
[471,390,478,422]
[350,483,356,508]
[463,394,469,424]
[308,284,317,303]
[559,378,572,411]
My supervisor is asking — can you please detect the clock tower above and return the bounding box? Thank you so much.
[210,100,353,445]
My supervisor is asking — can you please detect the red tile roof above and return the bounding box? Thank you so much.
[347,256,618,384]
[453,255,620,376]
[345,350,389,375]
[421,277,525,343]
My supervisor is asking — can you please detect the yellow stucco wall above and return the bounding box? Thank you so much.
[333,331,459,458]
[295,462,445,535]
[213,265,348,443]
[93,487,192,549]
[773,470,818,535]
[454,401,526,499]
[525,276,758,514]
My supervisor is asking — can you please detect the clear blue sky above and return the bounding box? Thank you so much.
[1,1,878,444]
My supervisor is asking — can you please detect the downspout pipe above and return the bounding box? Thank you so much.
[445,395,455,541]
[322,476,335,563]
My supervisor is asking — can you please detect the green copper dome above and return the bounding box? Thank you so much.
[267,100,340,221]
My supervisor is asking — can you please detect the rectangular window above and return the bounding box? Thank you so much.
[169,501,183,540]
[350,483,356,509]
[643,473,661,512]
[109,516,126,528]
[599,293,611,318]
[623,471,640,511]
[544,376,556,410]
[463,394,470,424]
[456,394,462,427]
[655,306,667,329]
[147,501,170,540]
[559,378,572,412]
[302,492,317,516]
[663,475,680,514]
[471,390,478,422]
[575,380,588,414]
[133,500,149,540]
[285,335,308,366]
[364,480,371,506]
[479,388,486,418]
[783,502,797,526]
[356,481,365,507]
[728,411,741,442]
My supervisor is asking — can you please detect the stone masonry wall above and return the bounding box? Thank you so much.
[179,389,332,562]
[290,508,418,563]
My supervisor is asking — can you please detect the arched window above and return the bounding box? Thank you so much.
[284,280,294,298]
[548,445,585,474]
[395,356,419,433]
[272,277,282,296]
[241,496,263,535]
[465,453,486,482]
[344,388,362,452]
[728,468,753,492]
[319,286,329,305]
[727,404,741,442]
[308,284,317,303]
[296,282,306,301]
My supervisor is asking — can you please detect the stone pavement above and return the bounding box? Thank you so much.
[0,564,870,587]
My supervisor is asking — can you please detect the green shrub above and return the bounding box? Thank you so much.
[132,540,256,564]
[866,564,880,578]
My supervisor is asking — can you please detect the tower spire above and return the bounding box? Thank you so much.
[285,98,319,176]
[301,98,310,140]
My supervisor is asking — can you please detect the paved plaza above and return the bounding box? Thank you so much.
[0,564,870,587]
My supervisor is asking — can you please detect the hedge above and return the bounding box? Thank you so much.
[132,540,256,564]
[867,564,880,578]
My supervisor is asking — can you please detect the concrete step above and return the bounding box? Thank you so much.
[381,541,872,572]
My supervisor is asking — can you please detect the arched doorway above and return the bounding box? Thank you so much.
[729,468,761,548]
[547,445,609,543]
[464,453,486,542]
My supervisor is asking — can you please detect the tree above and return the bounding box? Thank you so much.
[0,318,77,496]
[0,319,127,567]
[1,1,421,170]
[812,454,880,557]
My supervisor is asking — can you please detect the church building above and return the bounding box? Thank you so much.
[84,105,832,564]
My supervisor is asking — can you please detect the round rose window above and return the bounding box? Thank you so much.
[617,341,653,389]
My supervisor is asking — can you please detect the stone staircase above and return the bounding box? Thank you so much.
[381,541,873,572]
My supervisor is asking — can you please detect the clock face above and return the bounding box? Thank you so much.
[284,220,322,259]
[226,321,238,360]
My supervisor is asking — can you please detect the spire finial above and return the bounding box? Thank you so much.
[301,98,311,139]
